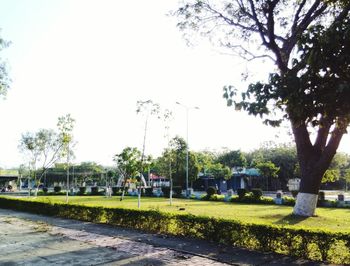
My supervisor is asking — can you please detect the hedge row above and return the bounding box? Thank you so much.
[0,197,349,264]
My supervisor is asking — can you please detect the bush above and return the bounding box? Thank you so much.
[145,187,153,197]
[173,186,183,197]
[112,187,121,195]
[251,188,263,200]
[161,187,170,197]
[42,187,48,193]
[237,188,247,199]
[53,186,61,193]
[209,194,225,201]
[206,186,217,197]
[291,190,299,198]
[318,191,326,201]
[0,196,349,264]
[282,196,296,206]
[90,186,99,195]
[78,187,87,195]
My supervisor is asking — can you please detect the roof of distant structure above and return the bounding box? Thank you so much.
[232,168,260,177]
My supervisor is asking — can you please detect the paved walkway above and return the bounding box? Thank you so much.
[0,209,332,265]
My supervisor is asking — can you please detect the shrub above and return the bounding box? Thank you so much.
[42,187,48,193]
[161,187,170,197]
[209,194,225,201]
[173,186,183,197]
[112,187,122,195]
[291,190,299,198]
[90,186,99,195]
[282,196,296,206]
[318,191,326,201]
[145,187,153,197]
[237,188,247,199]
[206,186,217,197]
[53,186,61,193]
[251,188,263,200]
[77,187,86,195]
[0,196,349,264]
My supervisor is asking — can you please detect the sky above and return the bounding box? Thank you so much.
[0,0,349,168]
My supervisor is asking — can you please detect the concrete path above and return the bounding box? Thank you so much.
[0,209,332,265]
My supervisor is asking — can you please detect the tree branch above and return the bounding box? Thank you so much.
[313,115,332,152]
[292,121,313,166]
[283,0,326,57]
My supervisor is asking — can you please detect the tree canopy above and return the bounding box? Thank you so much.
[175,0,350,215]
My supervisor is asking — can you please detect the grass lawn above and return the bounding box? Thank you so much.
[20,195,350,233]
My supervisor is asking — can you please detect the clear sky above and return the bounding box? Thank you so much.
[0,0,349,168]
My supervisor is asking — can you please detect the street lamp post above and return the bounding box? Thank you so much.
[176,102,199,197]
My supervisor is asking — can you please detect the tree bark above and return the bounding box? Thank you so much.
[292,118,346,216]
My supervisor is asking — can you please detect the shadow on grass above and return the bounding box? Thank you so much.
[273,213,310,226]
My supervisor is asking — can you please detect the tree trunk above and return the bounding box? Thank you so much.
[291,118,345,217]
[293,172,322,216]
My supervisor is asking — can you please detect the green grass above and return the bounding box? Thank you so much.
[13,195,350,232]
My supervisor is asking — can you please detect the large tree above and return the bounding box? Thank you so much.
[19,129,65,196]
[175,1,350,216]
[154,136,199,187]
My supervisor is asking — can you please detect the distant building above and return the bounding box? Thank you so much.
[194,168,261,192]
[148,173,170,187]
[0,170,19,191]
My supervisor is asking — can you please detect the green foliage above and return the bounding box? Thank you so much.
[2,196,349,263]
[256,161,280,179]
[161,187,171,198]
[237,188,247,199]
[53,186,61,193]
[90,186,99,195]
[206,186,217,197]
[282,196,296,206]
[78,187,86,195]
[318,191,326,201]
[175,0,350,209]
[291,191,299,198]
[114,147,142,180]
[112,187,120,195]
[154,136,199,186]
[206,163,231,180]
[251,188,263,200]
[173,186,183,197]
[145,187,153,197]
[322,169,340,183]
[216,149,247,168]
[230,194,275,205]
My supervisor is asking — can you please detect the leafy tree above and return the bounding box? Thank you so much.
[114,147,143,200]
[154,136,199,187]
[19,129,65,196]
[207,162,231,180]
[246,144,298,189]
[175,1,350,216]
[256,161,280,191]
[73,161,104,185]
[216,149,247,169]
[57,114,75,202]
[194,150,216,174]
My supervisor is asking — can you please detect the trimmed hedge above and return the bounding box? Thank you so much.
[0,197,349,263]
